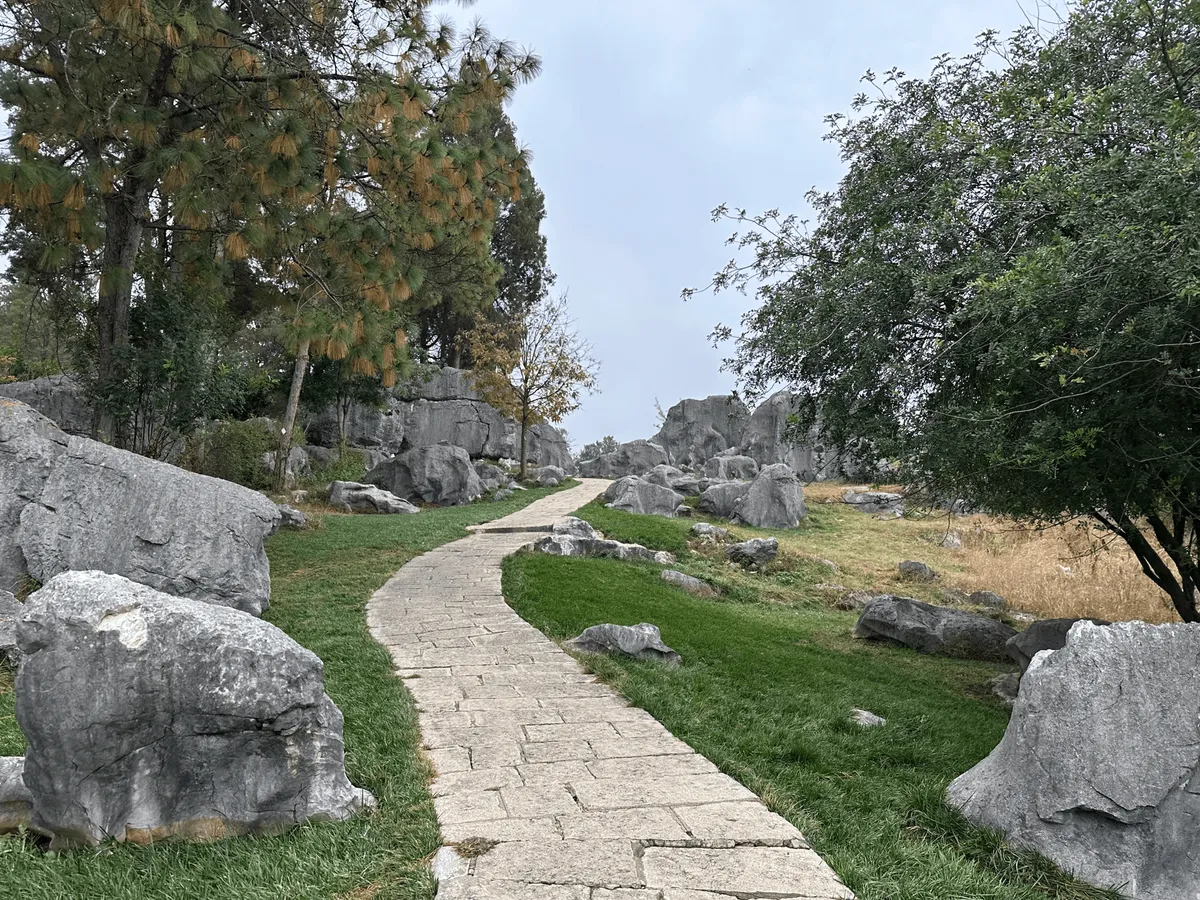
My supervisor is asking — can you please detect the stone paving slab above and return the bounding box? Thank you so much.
[367,479,854,899]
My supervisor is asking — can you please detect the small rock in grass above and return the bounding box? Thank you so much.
[552,516,601,540]
[989,672,1020,705]
[726,537,779,569]
[938,531,963,550]
[661,570,718,598]
[851,708,887,728]
[674,504,693,518]
[564,623,681,666]
[898,560,936,581]
[970,590,1006,610]
[834,590,876,612]
[691,522,730,541]
[653,551,677,565]
[276,504,308,530]
[0,756,33,834]
[492,489,512,501]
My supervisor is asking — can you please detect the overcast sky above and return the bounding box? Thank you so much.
[454,1,1039,448]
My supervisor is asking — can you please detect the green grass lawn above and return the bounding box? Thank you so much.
[0,482,572,900]
[503,503,1123,900]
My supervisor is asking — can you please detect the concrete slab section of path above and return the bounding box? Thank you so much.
[367,479,854,900]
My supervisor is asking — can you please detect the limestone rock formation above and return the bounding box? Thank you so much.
[16,434,281,616]
[898,560,936,581]
[690,522,731,541]
[854,596,1016,661]
[741,389,842,479]
[697,481,752,520]
[734,463,807,529]
[1006,617,1111,673]
[16,571,374,847]
[474,461,507,492]
[535,465,566,487]
[328,481,419,514]
[577,440,669,478]
[702,454,759,482]
[564,623,681,666]
[366,443,482,507]
[603,476,685,518]
[305,366,572,471]
[948,621,1200,900]
[0,375,93,435]
[643,464,702,496]
[552,516,601,540]
[842,489,904,515]
[651,395,748,467]
[0,590,19,664]
[533,534,672,564]
[0,401,69,594]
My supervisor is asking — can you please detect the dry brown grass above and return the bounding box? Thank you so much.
[791,482,1178,624]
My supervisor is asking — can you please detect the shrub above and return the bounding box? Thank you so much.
[189,419,275,489]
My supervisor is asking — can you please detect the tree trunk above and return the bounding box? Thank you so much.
[93,187,148,442]
[518,393,531,481]
[277,338,311,490]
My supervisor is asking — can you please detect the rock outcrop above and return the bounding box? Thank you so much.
[854,596,1015,661]
[328,481,420,514]
[1006,617,1111,673]
[0,401,69,594]
[734,463,807,528]
[741,390,842,480]
[697,481,751,519]
[643,464,702,496]
[534,534,673,565]
[564,623,681,666]
[702,454,759,482]
[578,440,669,478]
[651,396,749,467]
[0,375,93,435]
[305,366,572,472]
[16,571,374,847]
[603,476,685,518]
[16,433,280,616]
[366,443,482,507]
[843,489,904,515]
[948,621,1200,900]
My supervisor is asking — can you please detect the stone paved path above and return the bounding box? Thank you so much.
[367,479,854,900]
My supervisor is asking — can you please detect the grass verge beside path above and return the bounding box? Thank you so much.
[0,482,574,900]
[503,503,1122,900]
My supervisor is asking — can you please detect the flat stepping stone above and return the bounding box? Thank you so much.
[367,479,853,899]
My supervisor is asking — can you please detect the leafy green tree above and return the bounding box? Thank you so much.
[693,0,1200,621]
[466,293,598,479]
[579,435,619,461]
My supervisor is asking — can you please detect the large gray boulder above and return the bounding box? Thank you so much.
[552,516,601,539]
[565,623,681,666]
[474,461,507,492]
[603,476,685,518]
[17,436,281,616]
[741,389,842,479]
[643,464,701,496]
[651,395,748,468]
[843,489,904,515]
[702,454,759,482]
[16,571,374,847]
[697,480,752,519]
[578,440,669,478]
[734,463,807,528]
[1006,617,1111,673]
[328,481,419,515]
[367,443,481,507]
[0,375,93,435]
[854,596,1016,661]
[948,621,1200,900]
[535,465,566,487]
[0,401,69,594]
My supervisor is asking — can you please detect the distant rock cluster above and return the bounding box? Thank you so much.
[577,391,842,481]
